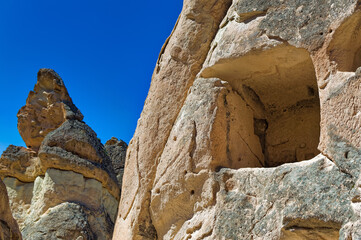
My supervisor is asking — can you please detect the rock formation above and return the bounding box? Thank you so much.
[113,0,361,239]
[0,179,21,240]
[1,0,360,239]
[105,137,128,187]
[0,69,127,239]
[17,68,83,152]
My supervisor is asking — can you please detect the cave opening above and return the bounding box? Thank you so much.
[202,45,320,167]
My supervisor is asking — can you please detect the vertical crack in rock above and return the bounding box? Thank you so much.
[188,121,198,172]
[114,0,233,239]
[156,15,181,74]
[224,94,232,167]
[114,0,360,239]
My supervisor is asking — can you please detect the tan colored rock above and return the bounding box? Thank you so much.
[113,0,232,238]
[38,119,120,199]
[17,68,83,151]
[5,169,118,239]
[0,145,44,182]
[3,178,33,230]
[113,0,360,239]
[0,179,21,240]
[1,69,122,239]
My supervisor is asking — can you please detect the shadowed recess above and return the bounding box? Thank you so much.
[202,45,320,167]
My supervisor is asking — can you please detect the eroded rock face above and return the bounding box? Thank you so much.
[17,68,83,151]
[113,0,233,238]
[0,145,42,182]
[0,179,21,240]
[105,137,128,187]
[7,169,118,239]
[113,0,361,239]
[39,119,120,199]
[1,69,124,239]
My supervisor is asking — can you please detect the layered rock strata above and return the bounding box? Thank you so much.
[113,0,361,239]
[0,69,127,239]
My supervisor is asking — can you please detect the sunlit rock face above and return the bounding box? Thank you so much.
[113,0,360,239]
[1,69,127,239]
[17,68,83,152]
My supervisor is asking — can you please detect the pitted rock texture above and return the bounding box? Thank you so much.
[0,179,21,240]
[39,119,120,199]
[113,0,233,238]
[1,69,123,239]
[17,68,83,151]
[6,169,118,239]
[105,137,128,187]
[0,145,43,182]
[113,0,361,239]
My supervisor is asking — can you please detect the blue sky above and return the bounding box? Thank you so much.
[0,1,183,153]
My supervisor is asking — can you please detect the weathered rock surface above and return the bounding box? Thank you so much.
[113,0,233,238]
[164,155,355,239]
[0,145,42,182]
[1,69,125,239]
[17,68,83,151]
[105,137,128,187]
[6,169,118,239]
[113,0,361,239]
[0,179,21,240]
[39,119,120,199]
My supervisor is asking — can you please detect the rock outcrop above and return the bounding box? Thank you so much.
[0,69,127,239]
[113,0,361,239]
[0,179,21,240]
[17,68,83,152]
[105,137,128,187]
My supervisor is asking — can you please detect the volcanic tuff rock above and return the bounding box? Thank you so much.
[0,69,127,239]
[113,0,361,239]
[105,137,128,187]
[17,68,83,152]
[0,179,21,240]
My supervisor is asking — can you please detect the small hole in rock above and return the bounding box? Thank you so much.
[307,86,315,96]
[190,190,195,195]
[215,166,225,172]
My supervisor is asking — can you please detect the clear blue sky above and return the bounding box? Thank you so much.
[0,1,183,153]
